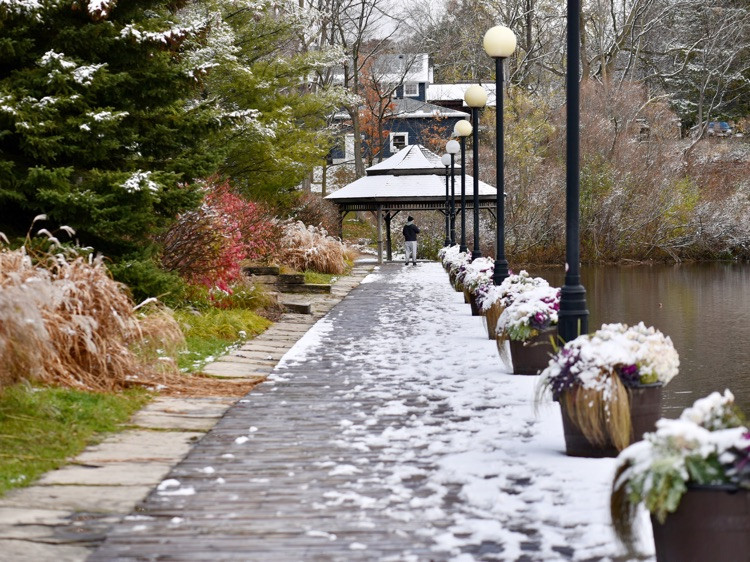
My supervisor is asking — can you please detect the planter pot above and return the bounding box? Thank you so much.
[449,270,457,287]
[560,384,662,458]
[508,327,556,375]
[462,289,470,303]
[468,292,480,316]
[651,485,750,561]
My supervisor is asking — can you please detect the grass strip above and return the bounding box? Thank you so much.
[174,308,271,372]
[0,383,149,496]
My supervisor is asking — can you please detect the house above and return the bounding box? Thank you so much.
[330,54,470,164]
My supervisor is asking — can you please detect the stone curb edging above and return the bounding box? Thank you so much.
[0,262,375,562]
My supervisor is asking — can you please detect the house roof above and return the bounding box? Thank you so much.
[333,98,468,121]
[325,145,497,207]
[370,53,431,84]
[427,83,498,108]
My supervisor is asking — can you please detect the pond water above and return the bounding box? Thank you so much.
[533,263,750,417]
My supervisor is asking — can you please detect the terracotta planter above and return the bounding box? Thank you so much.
[468,292,480,316]
[651,486,750,561]
[560,384,663,458]
[508,327,556,375]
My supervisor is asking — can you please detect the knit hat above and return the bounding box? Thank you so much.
[407,216,414,221]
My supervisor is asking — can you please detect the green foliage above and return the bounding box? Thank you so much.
[343,216,377,245]
[107,258,187,307]
[0,0,222,260]
[192,1,347,201]
[0,383,149,496]
[304,271,337,284]
[418,232,443,261]
[173,309,270,372]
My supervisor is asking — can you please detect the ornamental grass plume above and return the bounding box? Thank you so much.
[0,226,184,392]
[279,220,350,274]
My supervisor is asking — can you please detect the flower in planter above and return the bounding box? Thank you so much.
[537,322,679,451]
[464,257,494,292]
[611,390,750,554]
[479,271,549,339]
[496,285,560,342]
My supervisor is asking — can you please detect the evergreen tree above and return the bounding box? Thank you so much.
[0,0,221,259]
[179,0,347,203]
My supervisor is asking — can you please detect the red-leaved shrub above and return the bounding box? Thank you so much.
[159,178,282,289]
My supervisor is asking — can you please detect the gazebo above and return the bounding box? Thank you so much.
[325,145,497,263]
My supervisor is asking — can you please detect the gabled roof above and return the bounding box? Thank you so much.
[370,53,431,84]
[367,144,443,174]
[325,145,496,204]
[427,83,498,108]
[333,98,468,121]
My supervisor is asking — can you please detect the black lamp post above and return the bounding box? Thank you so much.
[447,139,464,252]
[558,0,589,342]
[482,26,516,283]
[441,153,451,246]
[454,120,472,255]
[463,86,487,261]
[446,140,460,246]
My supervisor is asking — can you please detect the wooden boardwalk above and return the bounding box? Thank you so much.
[91,262,513,561]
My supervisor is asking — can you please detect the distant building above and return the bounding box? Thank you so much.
[330,54,470,164]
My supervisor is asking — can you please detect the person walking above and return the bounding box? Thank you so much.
[402,216,419,265]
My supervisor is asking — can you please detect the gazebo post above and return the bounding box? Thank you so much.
[385,211,393,261]
[376,204,383,264]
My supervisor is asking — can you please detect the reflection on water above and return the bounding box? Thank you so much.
[534,263,750,417]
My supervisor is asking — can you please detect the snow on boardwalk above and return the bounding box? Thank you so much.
[92,262,648,561]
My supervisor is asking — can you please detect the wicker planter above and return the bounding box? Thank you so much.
[507,327,556,375]
[560,383,662,458]
[651,485,750,561]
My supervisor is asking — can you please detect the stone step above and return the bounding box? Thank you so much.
[242,265,279,276]
[281,301,312,314]
[278,283,331,294]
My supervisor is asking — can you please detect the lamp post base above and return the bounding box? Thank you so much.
[492,259,509,284]
[471,249,482,261]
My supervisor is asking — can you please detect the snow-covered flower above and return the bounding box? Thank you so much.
[611,390,750,551]
[539,322,679,400]
[496,285,560,342]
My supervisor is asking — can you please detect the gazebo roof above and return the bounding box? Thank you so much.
[325,145,497,212]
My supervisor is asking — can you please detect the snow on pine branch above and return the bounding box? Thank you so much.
[119,23,205,46]
[0,0,43,16]
[121,171,160,194]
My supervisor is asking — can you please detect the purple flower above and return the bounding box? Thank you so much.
[617,363,640,386]
[549,347,580,398]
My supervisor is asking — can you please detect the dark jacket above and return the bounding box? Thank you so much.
[403,222,419,242]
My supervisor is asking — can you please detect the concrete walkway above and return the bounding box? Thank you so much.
[0,263,375,562]
[85,262,628,561]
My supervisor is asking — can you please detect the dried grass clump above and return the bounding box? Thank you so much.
[279,220,349,274]
[484,302,504,340]
[0,244,183,392]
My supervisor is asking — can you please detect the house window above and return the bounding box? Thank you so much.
[390,132,408,153]
[403,83,418,97]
